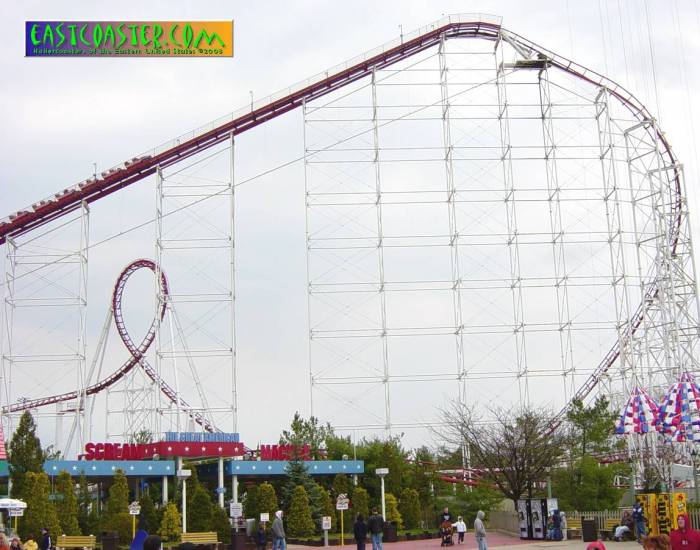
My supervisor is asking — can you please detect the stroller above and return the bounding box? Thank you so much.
[440,521,454,546]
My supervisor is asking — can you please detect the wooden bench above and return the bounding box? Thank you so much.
[57,535,96,550]
[181,532,220,548]
[566,517,582,539]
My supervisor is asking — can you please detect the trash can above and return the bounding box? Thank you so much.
[101,531,119,550]
[582,518,598,542]
[383,521,398,543]
[231,528,247,550]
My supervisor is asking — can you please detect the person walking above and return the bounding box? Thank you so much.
[454,517,467,545]
[38,529,50,550]
[560,512,568,541]
[256,523,267,550]
[633,502,646,544]
[552,510,563,541]
[367,508,384,550]
[354,513,368,550]
[670,513,700,550]
[474,511,487,550]
[272,511,286,550]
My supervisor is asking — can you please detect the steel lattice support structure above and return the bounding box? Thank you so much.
[1,203,89,457]
[0,15,698,449]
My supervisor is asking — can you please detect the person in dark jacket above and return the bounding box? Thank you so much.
[552,510,562,541]
[38,529,51,550]
[439,508,453,527]
[633,502,646,543]
[354,514,368,550]
[367,508,384,550]
[256,524,267,550]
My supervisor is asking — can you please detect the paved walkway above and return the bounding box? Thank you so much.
[289,538,641,550]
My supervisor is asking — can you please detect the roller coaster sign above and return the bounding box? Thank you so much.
[26,21,233,57]
[82,434,245,460]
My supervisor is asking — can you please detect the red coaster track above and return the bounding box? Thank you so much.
[2,259,217,432]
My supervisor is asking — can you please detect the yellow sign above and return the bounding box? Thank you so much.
[637,493,658,536]
[657,493,672,535]
[672,492,687,529]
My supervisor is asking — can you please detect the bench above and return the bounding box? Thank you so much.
[566,517,582,539]
[600,519,618,540]
[181,532,220,548]
[57,535,96,550]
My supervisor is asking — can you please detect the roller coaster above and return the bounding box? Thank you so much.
[1,14,697,448]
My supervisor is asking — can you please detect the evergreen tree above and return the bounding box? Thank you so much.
[20,472,61,539]
[102,469,132,543]
[158,502,182,543]
[351,487,369,523]
[9,412,45,499]
[55,471,80,535]
[384,493,402,529]
[244,485,260,522]
[188,485,214,532]
[286,486,315,538]
[139,490,159,534]
[258,483,278,525]
[310,483,334,533]
[211,506,232,544]
[281,459,315,511]
[399,488,420,529]
[332,474,350,500]
[77,473,91,535]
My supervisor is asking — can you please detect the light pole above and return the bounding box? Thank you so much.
[546,467,552,499]
[376,468,389,519]
[692,449,700,503]
[177,468,191,533]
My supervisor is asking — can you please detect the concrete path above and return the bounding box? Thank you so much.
[288,538,642,550]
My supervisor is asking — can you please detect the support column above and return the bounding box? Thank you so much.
[370,68,391,434]
[162,475,168,505]
[218,457,225,508]
[538,67,575,399]
[229,132,239,433]
[438,34,467,407]
[495,34,529,405]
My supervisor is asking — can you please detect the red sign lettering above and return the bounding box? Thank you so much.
[259,444,311,461]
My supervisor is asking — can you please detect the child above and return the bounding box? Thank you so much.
[454,517,466,544]
[256,523,267,550]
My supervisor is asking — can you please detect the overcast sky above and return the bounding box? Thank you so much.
[2,0,700,454]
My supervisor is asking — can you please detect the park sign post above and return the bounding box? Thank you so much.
[322,516,332,547]
[129,501,141,538]
[336,493,350,546]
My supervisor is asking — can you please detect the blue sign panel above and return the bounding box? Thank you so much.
[45,460,176,477]
[225,460,364,476]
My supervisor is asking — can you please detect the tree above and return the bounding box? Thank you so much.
[566,397,619,458]
[399,488,420,529]
[77,473,92,535]
[139,490,159,534]
[351,487,369,522]
[280,413,335,459]
[281,458,315,511]
[244,484,260,522]
[102,469,132,543]
[384,493,403,529]
[9,412,45,499]
[55,471,80,535]
[311,483,334,533]
[188,485,214,532]
[258,483,279,525]
[21,472,61,539]
[211,506,232,544]
[158,502,182,543]
[354,437,407,502]
[286,486,315,538]
[552,454,628,511]
[437,402,567,509]
[442,483,503,524]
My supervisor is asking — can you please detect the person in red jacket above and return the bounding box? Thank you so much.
[670,514,700,550]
